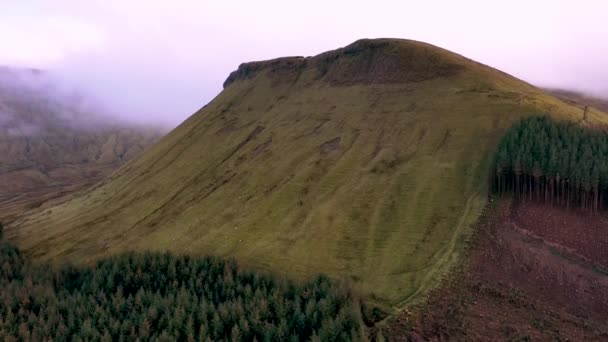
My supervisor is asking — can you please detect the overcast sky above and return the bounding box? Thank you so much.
[1,0,607,127]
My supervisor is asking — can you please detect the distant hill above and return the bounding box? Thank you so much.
[546,88,608,114]
[9,39,608,307]
[0,67,162,221]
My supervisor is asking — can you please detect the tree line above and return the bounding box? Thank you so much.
[493,116,608,211]
[0,226,367,341]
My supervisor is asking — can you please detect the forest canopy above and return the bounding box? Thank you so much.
[493,116,608,211]
[0,234,366,341]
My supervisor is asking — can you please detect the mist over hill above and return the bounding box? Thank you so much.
[545,88,608,114]
[0,67,163,222]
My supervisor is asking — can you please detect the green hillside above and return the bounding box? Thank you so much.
[8,39,607,307]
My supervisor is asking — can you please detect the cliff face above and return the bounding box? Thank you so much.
[224,39,466,88]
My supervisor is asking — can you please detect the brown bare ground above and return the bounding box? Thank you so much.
[511,200,608,268]
[388,198,608,341]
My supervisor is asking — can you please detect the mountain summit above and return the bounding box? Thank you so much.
[10,39,606,305]
[224,39,466,88]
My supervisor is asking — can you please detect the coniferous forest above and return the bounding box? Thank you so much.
[0,225,366,341]
[493,116,608,211]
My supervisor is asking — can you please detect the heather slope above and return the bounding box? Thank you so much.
[390,198,608,341]
[9,39,607,306]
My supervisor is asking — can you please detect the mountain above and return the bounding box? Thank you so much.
[8,39,608,307]
[0,67,162,222]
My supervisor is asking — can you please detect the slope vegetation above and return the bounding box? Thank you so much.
[0,235,363,340]
[9,39,607,306]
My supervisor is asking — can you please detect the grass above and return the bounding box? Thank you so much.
[8,39,608,308]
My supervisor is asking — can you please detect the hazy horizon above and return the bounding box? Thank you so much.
[1,1,607,127]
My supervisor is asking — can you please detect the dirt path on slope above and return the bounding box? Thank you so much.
[390,191,483,313]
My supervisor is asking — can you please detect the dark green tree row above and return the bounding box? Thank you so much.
[0,229,366,341]
[493,116,608,211]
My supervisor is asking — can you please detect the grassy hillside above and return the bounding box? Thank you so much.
[9,39,607,307]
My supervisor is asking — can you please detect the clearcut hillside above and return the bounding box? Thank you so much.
[9,39,607,307]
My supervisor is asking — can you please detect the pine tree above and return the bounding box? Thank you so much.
[0,243,366,340]
[493,115,608,211]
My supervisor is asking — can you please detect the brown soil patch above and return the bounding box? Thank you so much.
[320,137,341,155]
[388,198,608,341]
